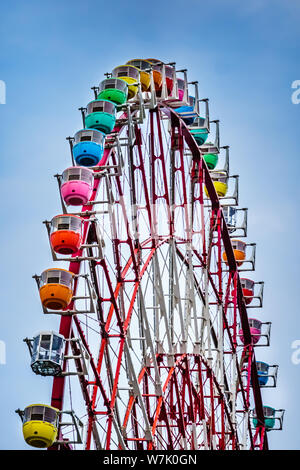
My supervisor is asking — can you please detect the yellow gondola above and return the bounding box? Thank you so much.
[126,59,152,91]
[111,65,140,99]
[21,404,59,448]
[205,171,228,198]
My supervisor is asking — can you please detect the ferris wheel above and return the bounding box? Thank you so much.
[16,58,285,451]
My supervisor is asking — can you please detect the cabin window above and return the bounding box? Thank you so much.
[80,169,94,185]
[60,271,73,288]
[57,223,69,231]
[47,276,60,284]
[165,66,173,78]
[128,67,139,79]
[92,131,104,144]
[104,101,115,114]
[30,406,44,422]
[44,407,57,424]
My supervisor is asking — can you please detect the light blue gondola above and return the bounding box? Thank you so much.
[73,128,105,166]
[175,96,197,125]
[256,361,269,386]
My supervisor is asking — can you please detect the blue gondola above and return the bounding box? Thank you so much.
[175,96,197,125]
[73,129,105,166]
[256,361,269,386]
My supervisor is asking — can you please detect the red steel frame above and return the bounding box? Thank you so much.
[49,104,268,450]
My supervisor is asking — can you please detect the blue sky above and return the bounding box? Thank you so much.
[0,0,299,450]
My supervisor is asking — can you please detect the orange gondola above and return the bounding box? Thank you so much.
[39,268,74,310]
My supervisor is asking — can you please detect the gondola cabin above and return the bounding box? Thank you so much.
[39,268,74,310]
[31,331,65,376]
[241,278,255,304]
[85,99,116,134]
[112,65,139,99]
[50,215,83,255]
[126,59,152,91]
[175,96,197,126]
[189,116,209,145]
[21,404,59,448]
[231,277,255,305]
[223,206,237,232]
[175,105,196,125]
[97,78,128,106]
[202,144,218,169]
[239,318,262,345]
[146,59,163,92]
[256,361,270,386]
[222,239,246,266]
[164,64,174,95]
[253,406,276,431]
[177,78,185,101]
[60,166,94,206]
[205,171,228,198]
[73,129,105,167]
